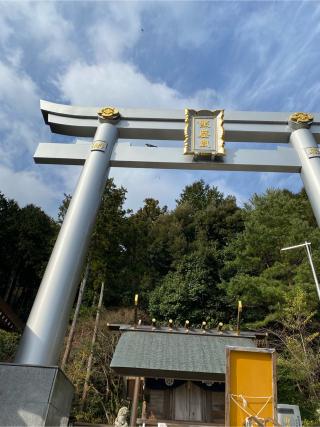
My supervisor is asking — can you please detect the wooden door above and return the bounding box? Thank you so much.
[174,383,188,420]
[189,382,202,421]
[174,382,202,421]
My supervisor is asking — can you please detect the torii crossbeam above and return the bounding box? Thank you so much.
[15,101,320,367]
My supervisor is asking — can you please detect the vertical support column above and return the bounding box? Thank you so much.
[290,125,320,226]
[15,120,118,366]
[130,377,141,427]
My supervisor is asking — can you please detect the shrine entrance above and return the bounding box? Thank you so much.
[175,382,202,421]
[110,323,265,426]
[14,101,320,369]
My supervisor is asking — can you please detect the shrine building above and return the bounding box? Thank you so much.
[109,323,267,426]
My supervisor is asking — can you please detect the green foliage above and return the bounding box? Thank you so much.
[223,188,320,326]
[0,330,19,361]
[148,180,243,324]
[175,180,243,249]
[57,193,71,224]
[88,179,129,306]
[64,308,134,424]
[224,273,286,324]
[176,180,224,210]
[0,192,58,320]
[149,247,227,325]
[275,287,320,423]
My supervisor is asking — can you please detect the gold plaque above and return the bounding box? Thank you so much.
[305,147,320,158]
[91,140,108,152]
[98,107,120,121]
[184,109,225,159]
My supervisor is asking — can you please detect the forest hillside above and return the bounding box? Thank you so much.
[0,180,319,424]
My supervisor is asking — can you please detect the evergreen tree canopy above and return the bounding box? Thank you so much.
[0,193,58,320]
[149,246,227,325]
[223,188,320,326]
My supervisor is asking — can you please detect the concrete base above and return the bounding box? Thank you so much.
[0,363,74,426]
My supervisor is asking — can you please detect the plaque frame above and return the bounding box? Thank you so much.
[184,109,225,159]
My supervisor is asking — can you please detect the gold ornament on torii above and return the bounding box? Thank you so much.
[289,112,314,123]
[97,107,120,121]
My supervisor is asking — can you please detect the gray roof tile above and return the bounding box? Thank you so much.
[111,331,256,380]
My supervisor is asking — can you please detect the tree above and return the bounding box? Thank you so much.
[64,308,135,424]
[149,246,229,325]
[0,193,58,321]
[123,198,168,296]
[87,179,129,306]
[59,179,130,307]
[0,330,19,362]
[58,193,72,224]
[273,287,320,422]
[176,179,224,210]
[147,181,243,324]
[12,204,58,319]
[175,180,243,250]
[223,188,320,326]
[0,193,20,302]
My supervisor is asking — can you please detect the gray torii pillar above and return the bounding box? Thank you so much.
[1,114,119,427]
[15,115,118,366]
[290,116,320,227]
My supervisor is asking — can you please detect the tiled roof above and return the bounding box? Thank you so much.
[111,330,256,381]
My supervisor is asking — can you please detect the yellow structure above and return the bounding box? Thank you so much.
[225,347,277,427]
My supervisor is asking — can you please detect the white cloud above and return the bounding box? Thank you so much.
[0,0,319,218]
[57,60,221,109]
[0,164,57,213]
[228,3,320,111]
[0,2,77,65]
[0,59,82,217]
[0,3,85,216]
[0,62,39,121]
[86,2,144,60]
[0,60,40,173]
[147,2,240,49]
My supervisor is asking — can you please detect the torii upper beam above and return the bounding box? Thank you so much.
[35,100,320,172]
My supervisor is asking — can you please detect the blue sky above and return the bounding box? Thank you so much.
[1,1,320,217]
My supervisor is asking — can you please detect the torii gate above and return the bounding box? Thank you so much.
[15,101,320,367]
